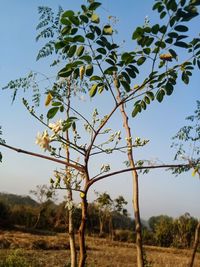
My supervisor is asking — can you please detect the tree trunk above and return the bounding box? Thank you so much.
[65,81,77,267]
[99,216,104,237]
[78,196,88,267]
[33,208,42,229]
[116,91,144,267]
[68,189,77,267]
[188,220,200,267]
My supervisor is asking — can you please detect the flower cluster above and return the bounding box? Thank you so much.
[35,120,63,151]
[35,130,51,151]
[49,119,63,134]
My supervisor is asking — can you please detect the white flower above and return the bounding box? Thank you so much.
[49,119,63,134]
[35,130,51,151]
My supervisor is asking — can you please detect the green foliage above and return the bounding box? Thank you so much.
[0,250,29,267]
[36,6,64,61]
[2,72,40,106]
[171,100,200,175]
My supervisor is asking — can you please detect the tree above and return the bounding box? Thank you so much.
[171,100,200,267]
[1,1,200,267]
[30,184,56,229]
[95,191,113,237]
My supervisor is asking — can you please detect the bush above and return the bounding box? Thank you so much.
[32,239,48,250]
[0,249,29,267]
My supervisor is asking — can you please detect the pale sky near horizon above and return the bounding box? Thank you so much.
[0,0,200,220]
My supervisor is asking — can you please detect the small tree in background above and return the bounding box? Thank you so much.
[30,184,56,229]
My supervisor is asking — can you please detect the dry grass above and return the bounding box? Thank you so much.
[0,230,200,266]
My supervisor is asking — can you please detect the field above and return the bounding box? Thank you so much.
[0,230,200,267]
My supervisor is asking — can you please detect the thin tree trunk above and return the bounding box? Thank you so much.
[66,81,77,267]
[33,208,43,228]
[189,220,200,267]
[78,196,88,267]
[116,90,144,267]
[68,190,77,267]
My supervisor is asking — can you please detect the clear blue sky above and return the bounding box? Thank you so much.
[0,0,200,220]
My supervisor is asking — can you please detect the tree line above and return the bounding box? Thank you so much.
[0,191,199,249]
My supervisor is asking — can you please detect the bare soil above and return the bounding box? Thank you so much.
[0,230,200,266]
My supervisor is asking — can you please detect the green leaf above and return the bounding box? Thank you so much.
[80,15,89,23]
[165,82,174,95]
[137,57,146,66]
[132,27,144,39]
[69,16,80,26]
[160,11,167,19]
[62,10,75,18]
[197,60,200,69]
[80,55,92,63]
[89,84,98,97]
[174,25,189,32]
[52,102,62,106]
[85,65,94,76]
[182,71,189,84]
[55,41,67,50]
[90,75,102,81]
[58,67,73,78]
[174,41,188,48]
[71,28,78,35]
[168,32,179,38]
[97,48,107,55]
[121,72,131,84]
[125,67,136,78]
[156,89,165,103]
[121,80,131,92]
[76,45,85,57]
[86,32,95,40]
[146,91,154,101]
[143,48,151,55]
[89,2,102,10]
[144,96,150,104]
[73,35,85,43]
[103,25,113,35]
[91,13,100,24]
[132,104,141,117]
[104,66,118,75]
[68,45,77,57]
[159,25,167,34]
[105,59,115,65]
[169,49,177,60]
[47,107,59,119]
[140,100,147,110]
[151,24,159,34]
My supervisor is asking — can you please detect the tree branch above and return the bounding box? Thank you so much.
[0,142,84,172]
[88,163,194,187]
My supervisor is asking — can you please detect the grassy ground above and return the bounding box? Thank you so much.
[0,230,200,266]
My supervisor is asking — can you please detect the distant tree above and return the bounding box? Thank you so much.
[30,184,56,228]
[173,213,197,248]
[149,215,174,247]
[0,201,11,228]
[95,191,113,237]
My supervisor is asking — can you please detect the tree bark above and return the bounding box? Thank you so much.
[68,189,77,267]
[116,91,144,267]
[66,80,77,267]
[188,220,200,267]
[78,197,88,267]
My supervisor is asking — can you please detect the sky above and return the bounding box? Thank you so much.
[0,0,200,220]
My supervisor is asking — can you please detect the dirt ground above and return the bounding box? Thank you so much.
[0,230,200,267]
